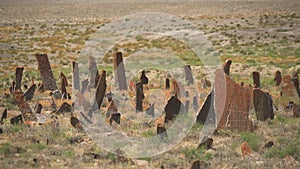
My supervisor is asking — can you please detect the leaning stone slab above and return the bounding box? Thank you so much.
[14,90,34,121]
[114,52,127,90]
[72,61,80,91]
[253,89,274,121]
[15,67,24,90]
[164,96,185,123]
[95,70,107,109]
[23,84,36,101]
[184,65,194,85]
[280,75,299,103]
[35,54,57,91]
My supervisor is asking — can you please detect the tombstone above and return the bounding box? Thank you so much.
[136,82,144,112]
[214,69,254,132]
[196,91,215,124]
[292,72,300,98]
[165,78,170,89]
[60,72,68,97]
[15,67,24,90]
[185,100,190,113]
[190,160,207,169]
[193,96,199,111]
[293,103,300,118]
[33,103,43,114]
[81,79,89,94]
[70,116,83,132]
[280,75,299,103]
[88,56,99,89]
[23,84,36,101]
[14,91,33,121]
[95,70,107,109]
[274,71,282,86]
[164,96,185,123]
[197,136,213,150]
[56,102,72,114]
[253,89,274,121]
[38,83,44,93]
[10,114,23,125]
[60,72,68,87]
[252,71,260,88]
[146,103,155,117]
[114,52,127,90]
[223,59,232,75]
[110,113,121,125]
[9,81,16,95]
[50,97,57,112]
[72,61,80,91]
[140,70,148,85]
[172,79,180,97]
[106,100,118,118]
[106,91,113,102]
[184,65,194,85]
[35,54,57,90]
[1,109,7,124]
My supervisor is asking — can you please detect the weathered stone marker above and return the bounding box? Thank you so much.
[106,100,118,118]
[56,102,72,114]
[23,84,36,101]
[184,65,194,85]
[293,103,300,118]
[1,109,7,124]
[35,54,57,91]
[14,90,33,121]
[110,112,121,126]
[253,89,274,121]
[140,70,148,84]
[136,82,144,112]
[172,79,180,97]
[15,67,24,90]
[114,52,127,90]
[88,56,98,89]
[72,61,80,91]
[60,72,68,98]
[164,96,185,123]
[193,96,199,111]
[223,59,232,75]
[95,70,107,109]
[274,70,282,86]
[70,116,83,132]
[33,103,42,114]
[196,91,215,124]
[166,78,170,89]
[292,72,300,98]
[10,114,23,125]
[252,71,260,88]
[280,75,299,103]
[146,103,155,117]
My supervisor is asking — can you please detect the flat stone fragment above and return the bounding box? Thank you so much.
[114,52,127,90]
[1,109,7,124]
[70,116,83,132]
[110,113,121,125]
[253,89,274,121]
[197,136,213,150]
[146,103,155,117]
[33,103,43,114]
[184,65,194,85]
[252,71,261,88]
[95,70,107,109]
[274,70,282,86]
[214,69,254,132]
[23,84,36,101]
[72,61,80,91]
[56,102,72,114]
[15,67,24,90]
[35,54,57,91]
[164,96,185,123]
[10,114,23,125]
[60,72,68,97]
[196,91,215,125]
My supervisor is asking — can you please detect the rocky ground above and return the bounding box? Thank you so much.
[0,0,300,168]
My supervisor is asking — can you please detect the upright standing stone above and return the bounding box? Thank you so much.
[196,91,215,124]
[35,54,57,91]
[114,52,127,90]
[193,96,199,111]
[88,56,98,89]
[14,91,33,121]
[33,103,42,114]
[253,89,274,121]
[81,79,89,94]
[172,79,180,97]
[60,72,68,87]
[166,78,170,89]
[72,61,80,91]
[95,70,107,109]
[140,70,148,84]
[280,75,299,103]
[15,67,24,90]
[1,109,7,124]
[164,96,185,123]
[60,72,68,96]
[223,59,232,76]
[252,71,260,88]
[23,84,36,101]
[184,65,194,85]
[136,82,144,112]
[106,100,118,118]
[274,71,282,86]
[292,72,300,98]
[146,103,155,117]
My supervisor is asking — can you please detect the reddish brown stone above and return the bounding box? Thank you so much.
[35,54,57,91]
[70,116,83,132]
[292,72,300,98]
[95,70,107,109]
[197,136,213,150]
[60,72,68,97]
[252,71,260,88]
[136,82,144,112]
[280,75,299,103]
[106,100,118,118]
[72,61,80,91]
[172,79,181,97]
[253,89,274,121]
[223,59,232,76]
[190,160,207,169]
[274,71,282,86]
[214,69,253,132]
[15,67,24,90]
[23,84,36,101]
[114,52,127,90]
[184,65,194,85]
[14,90,34,121]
